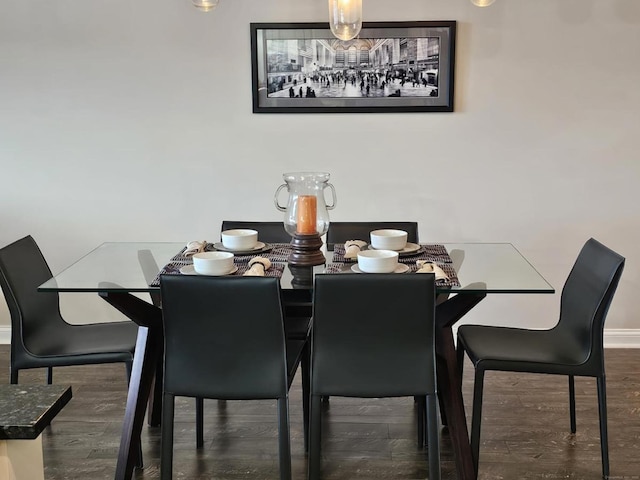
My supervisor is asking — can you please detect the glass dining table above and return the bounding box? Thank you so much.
[39,241,554,480]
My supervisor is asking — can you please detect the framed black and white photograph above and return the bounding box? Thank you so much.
[250,21,456,114]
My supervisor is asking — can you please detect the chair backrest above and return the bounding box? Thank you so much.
[0,236,65,361]
[160,275,288,399]
[311,273,436,397]
[326,222,419,251]
[556,238,625,371]
[220,221,290,244]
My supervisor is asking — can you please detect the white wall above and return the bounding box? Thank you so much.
[1,0,638,339]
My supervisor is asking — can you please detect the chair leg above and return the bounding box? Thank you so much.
[597,376,610,479]
[47,366,53,384]
[426,394,441,480]
[416,396,426,447]
[456,342,465,387]
[301,343,311,453]
[160,393,175,480]
[10,367,18,384]
[196,397,204,448]
[308,395,322,480]
[277,396,292,480]
[470,369,485,475]
[569,375,576,433]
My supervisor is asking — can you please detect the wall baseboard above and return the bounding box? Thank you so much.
[0,327,9,345]
[0,326,639,347]
[603,329,640,348]
[0,327,10,345]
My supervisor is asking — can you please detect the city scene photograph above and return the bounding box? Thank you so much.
[265,36,441,99]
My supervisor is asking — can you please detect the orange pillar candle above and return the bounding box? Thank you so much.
[296,195,317,234]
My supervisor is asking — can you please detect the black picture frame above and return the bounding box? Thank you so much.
[250,21,456,114]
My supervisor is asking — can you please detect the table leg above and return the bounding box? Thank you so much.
[435,293,486,480]
[98,291,163,480]
[146,359,163,427]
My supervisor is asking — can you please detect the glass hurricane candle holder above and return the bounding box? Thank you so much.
[274,172,336,237]
[275,172,337,287]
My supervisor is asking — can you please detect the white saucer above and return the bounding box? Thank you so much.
[212,241,268,254]
[179,265,239,276]
[351,264,410,274]
[369,242,421,255]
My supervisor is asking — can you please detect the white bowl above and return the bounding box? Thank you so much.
[357,249,399,273]
[370,229,408,251]
[221,229,258,250]
[192,251,235,275]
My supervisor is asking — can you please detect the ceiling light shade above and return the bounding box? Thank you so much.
[470,0,496,6]
[328,0,363,41]
[192,0,219,12]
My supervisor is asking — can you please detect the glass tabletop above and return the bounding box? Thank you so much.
[38,242,554,295]
[39,242,185,293]
[433,243,554,294]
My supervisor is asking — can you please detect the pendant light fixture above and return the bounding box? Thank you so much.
[328,0,363,41]
[470,0,496,6]
[192,0,219,12]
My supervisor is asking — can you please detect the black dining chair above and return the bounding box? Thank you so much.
[325,221,419,251]
[308,273,440,480]
[159,275,309,480]
[457,238,625,479]
[172,221,311,451]
[325,221,443,408]
[0,235,138,384]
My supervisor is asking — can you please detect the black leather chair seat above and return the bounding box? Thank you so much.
[27,321,137,360]
[458,325,587,373]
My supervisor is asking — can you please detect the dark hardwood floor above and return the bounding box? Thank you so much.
[2,346,639,479]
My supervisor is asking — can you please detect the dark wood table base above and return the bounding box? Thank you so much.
[435,293,486,480]
[99,292,163,480]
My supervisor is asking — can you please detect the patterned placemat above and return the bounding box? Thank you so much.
[332,243,454,264]
[323,261,460,287]
[172,243,293,264]
[150,262,285,287]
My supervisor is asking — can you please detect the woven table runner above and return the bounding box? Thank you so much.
[324,261,460,287]
[155,242,459,286]
[333,243,454,264]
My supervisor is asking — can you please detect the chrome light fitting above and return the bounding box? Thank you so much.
[328,0,363,41]
[192,0,219,12]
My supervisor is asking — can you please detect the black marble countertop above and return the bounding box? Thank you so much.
[0,384,72,440]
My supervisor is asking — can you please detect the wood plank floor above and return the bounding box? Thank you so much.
[2,346,639,479]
